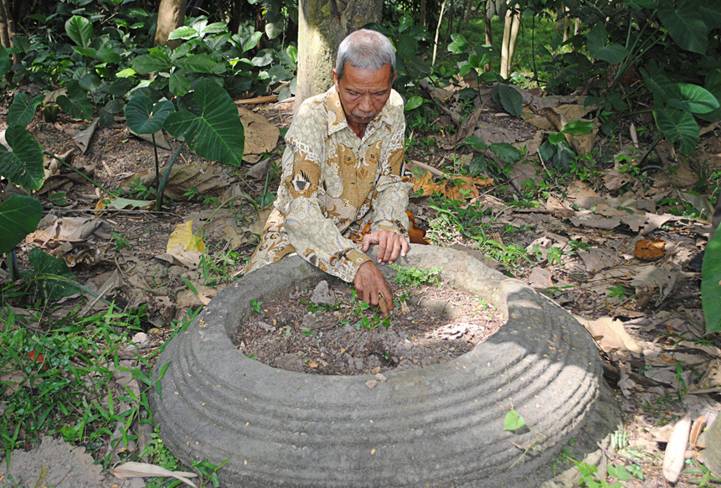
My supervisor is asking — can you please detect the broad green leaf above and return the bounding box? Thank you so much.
[0,46,10,77]
[654,108,699,155]
[57,92,93,120]
[203,22,228,35]
[95,44,122,64]
[463,135,488,152]
[125,91,175,134]
[493,84,523,117]
[448,33,468,54]
[490,143,522,164]
[165,78,244,166]
[587,24,627,64]
[548,132,565,145]
[168,26,199,41]
[169,70,192,97]
[702,224,721,332]
[624,0,657,8]
[27,248,79,302]
[700,70,721,122]
[116,67,137,78]
[0,195,43,253]
[265,21,283,40]
[562,120,594,136]
[658,6,708,54]
[240,31,262,53]
[8,93,43,127]
[0,126,45,191]
[132,54,172,74]
[503,408,526,432]
[176,54,226,74]
[65,15,93,48]
[250,52,273,67]
[674,83,720,115]
[607,464,633,482]
[405,96,424,112]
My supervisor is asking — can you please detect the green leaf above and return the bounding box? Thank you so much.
[658,5,708,54]
[203,22,228,35]
[57,93,93,120]
[587,25,627,64]
[125,91,175,135]
[562,120,594,136]
[176,54,226,74]
[241,31,262,53]
[165,78,245,166]
[490,143,522,164]
[169,70,192,97]
[27,248,78,302]
[405,96,424,112]
[607,464,632,482]
[0,126,45,191]
[8,93,43,127]
[116,67,137,78]
[548,132,566,145]
[654,108,699,155]
[65,15,93,48]
[0,195,43,253]
[448,33,468,54]
[674,83,720,115]
[503,408,526,432]
[493,84,523,117]
[463,135,488,152]
[700,70,721,122]
[132,54,171,74]
[702,224,721,332]
[168,26,199,41]
[0,46,10,77]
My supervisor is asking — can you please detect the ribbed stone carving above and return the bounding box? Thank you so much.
[152,245,619,487]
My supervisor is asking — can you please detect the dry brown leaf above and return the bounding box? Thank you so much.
[662,416,691,483]
[166,221,205,268]
[577,248,620,274]
[690,359,721,394]
[112,462,197,487]
[569,211,621,230]
[631,264,680,308]
[634,239,666,261]
[27,216,111,244]
[249,207,273,236]
[703,416,721,476]
[528,267,553,289]
[238,106,279,163]
[412,172,493,201]
[132,130,171,150]
[73,117,99,154]
[690,415,707,449]
[576,315,642,354]
[412,171,445,197]
[132,163,233,201]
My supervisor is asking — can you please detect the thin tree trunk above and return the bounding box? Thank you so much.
[420,0,427,28]
[431,0,447,67]
[483,13,492,71]
[295,0,382,109]
[155,0,186,45]
[0,0,13,49]
[508,7,520,69]
[500,5,520,79]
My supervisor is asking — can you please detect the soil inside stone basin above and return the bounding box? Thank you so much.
[234,277,504,375]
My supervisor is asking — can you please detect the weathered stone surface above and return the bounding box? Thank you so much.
[704,416,721,476]
[310,279,336,306]
[152,245,620,487]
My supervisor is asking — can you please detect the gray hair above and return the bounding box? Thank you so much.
[335,29,396,79]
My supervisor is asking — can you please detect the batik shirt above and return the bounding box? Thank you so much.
[245,85,411,282]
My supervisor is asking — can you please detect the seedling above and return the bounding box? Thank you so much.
[503,408,527,432]
[249,298,262,315]
[390,264,442,287]
[112,231,130,251]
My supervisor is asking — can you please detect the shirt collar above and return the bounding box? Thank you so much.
[324,85,395,137]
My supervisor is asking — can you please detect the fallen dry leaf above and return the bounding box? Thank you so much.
[412,172,493,201]
[690,415,707,449]
[634,239,666,261]
[576,315,642,354]
[113,462,197,488]
[27,216,111,244]
[166,221,205,268]
[73,117,99,154]
[631,264,680,308]
[662,416,691,483]
[238,106,279,163]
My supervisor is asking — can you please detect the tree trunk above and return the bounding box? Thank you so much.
[295,0,383,109]
[0,0,14,49]
[420,0,427,28]
[499,5,520,79]
[483,14,492,71]
[155,0,186,46]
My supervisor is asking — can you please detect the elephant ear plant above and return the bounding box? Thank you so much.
[0,93,46,280]
[124,78,245,211]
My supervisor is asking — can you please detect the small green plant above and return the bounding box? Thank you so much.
[112,231,130,251]
[547,247,563,265]
[249,298,262,315]
[340,290,391,330]
[199,250,240,287]
[390,264,442,287]
[503,408,526,432]
[607,285,630,300]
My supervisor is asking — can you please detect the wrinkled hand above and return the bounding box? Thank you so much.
[361,230,409,264]
[353,261,393,316]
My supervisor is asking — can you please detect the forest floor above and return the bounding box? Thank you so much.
[2,83,721,487]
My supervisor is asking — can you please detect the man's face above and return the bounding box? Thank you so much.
[333,63,394,129]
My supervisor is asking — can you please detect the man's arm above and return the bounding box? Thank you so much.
[366,116,412,263]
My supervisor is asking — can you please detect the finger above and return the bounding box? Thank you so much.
[361,233,378,252]
[377,233,389,262]
[388,239,402,263]
[379,280,393,312]
[400,237,410,257]
[382,235,395,263]
[378,294,389,316]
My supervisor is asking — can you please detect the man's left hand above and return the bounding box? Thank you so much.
[361,230,409,264]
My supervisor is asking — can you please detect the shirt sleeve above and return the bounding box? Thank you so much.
[370,116,412,236]
[274,102,370,283]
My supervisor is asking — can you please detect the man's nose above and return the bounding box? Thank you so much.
[359,94,373,112]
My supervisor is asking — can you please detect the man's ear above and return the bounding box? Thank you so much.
[332,68,339,87]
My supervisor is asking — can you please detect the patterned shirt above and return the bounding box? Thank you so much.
[245,85,411,282]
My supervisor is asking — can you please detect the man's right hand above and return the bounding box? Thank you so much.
[353,261,393,316]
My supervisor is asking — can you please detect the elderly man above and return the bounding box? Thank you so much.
[246,29,411,315]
